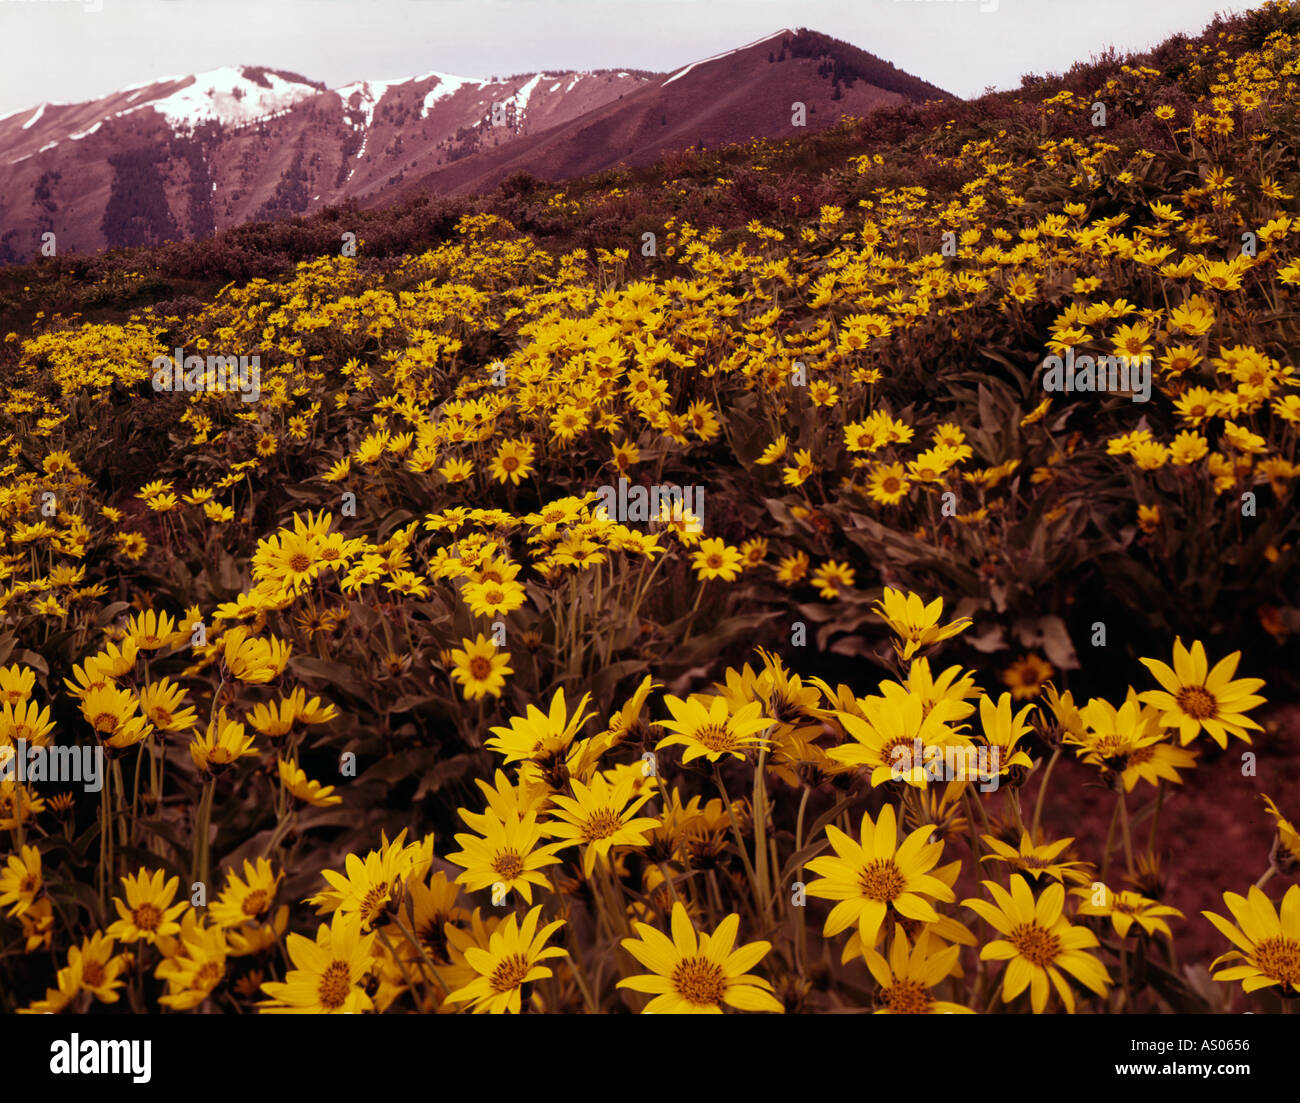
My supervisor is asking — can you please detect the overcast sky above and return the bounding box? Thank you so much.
[0,0,1259,117]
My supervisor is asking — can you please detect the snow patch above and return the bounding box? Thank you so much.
[337,78,403,130]
[138,67,321,129]
[419,72,475,118]
[662,30,791,86]
[511,72,544,111]
[21,104,46,130]
[69,121,102,140]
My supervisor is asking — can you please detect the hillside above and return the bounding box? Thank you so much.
[0,0,1298,1021]
[0,29,950,260]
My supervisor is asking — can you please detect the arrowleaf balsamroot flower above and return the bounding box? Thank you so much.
[1262,794,1300,873]
[125,609,178,650]
[829,691,971,788]
[449,633,513,701]
[190,711,257,772]
[67,932,127,1004]
[486,688,595,765]
[977,692,1037,776]
[210,858,282,929]
[873,588,972,660]
[546,772,659,877]
[106,868,190,945]
[80,683,151,749]
[279,758,342,806]
[1073,884,1183,939]
[1202,884,1300,995]
[156,912,228,1009]
[979,832,1093,885]
[691,537,743,582]
[1138,638,1265,747]
[656,693,772,764]
[310,830,430,929]
[258,911,376,1014]
[221,626,292,684]
[448,810,564,904]
[805,802,956,947]
[963,875,1110,1013]
[864,929,974,1014]
[445,905,567,1013]
[0,843,42,918]
[617,901,782,1013]
[138,678,198,733]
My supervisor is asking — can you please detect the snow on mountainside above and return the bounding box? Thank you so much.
[661,29,791,86]
[0,59,654,257]
[133,67,325,128]
[0,31,951,260]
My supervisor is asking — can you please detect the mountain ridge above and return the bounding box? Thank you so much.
[0,29,953,261]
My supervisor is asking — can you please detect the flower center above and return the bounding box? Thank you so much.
[694,723,738,752]
[857,858,905,902]
[1092,734,1134,759]
[492,849,524,881]
[241,889,270,917]
[133,903,162,931]
[581,809,625,842]
[359,885,390,925]
[883,978,932,1014]
[490,952,532,993]
[82,961,106,987]
[1254,935,1300,989]
[1010,921,1061,967]
[671,955,728,1006]
[883,736,919,769]
[1175,685,1217,720]
[317,960,353,1010]
[288,553,312,573]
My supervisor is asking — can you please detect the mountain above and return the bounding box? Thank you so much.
[0,30,952,261]
[381,30,954,202]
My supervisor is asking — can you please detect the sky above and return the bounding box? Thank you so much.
[0,0,1261,117]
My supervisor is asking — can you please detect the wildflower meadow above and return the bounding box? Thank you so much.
[0,3,1298,1047]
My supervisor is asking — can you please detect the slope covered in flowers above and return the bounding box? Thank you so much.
[0,3,1298,1014]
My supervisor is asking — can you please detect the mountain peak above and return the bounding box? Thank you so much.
[121,67,326,129]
